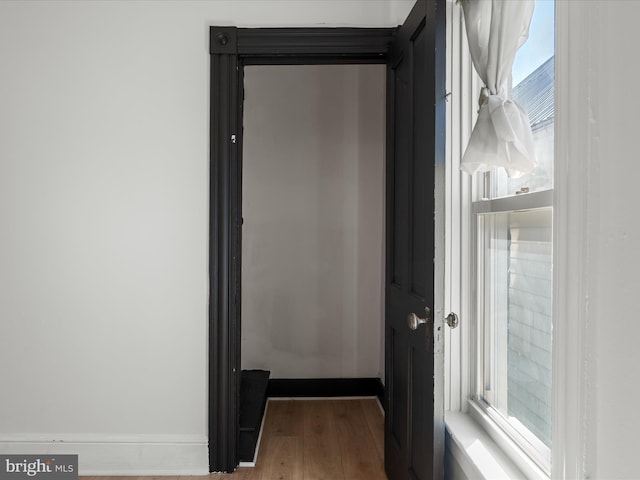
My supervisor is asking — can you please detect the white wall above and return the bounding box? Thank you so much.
[241,65,385,380]
[0,1,401,475]
[554,1,640,478]
[389,0,416,25]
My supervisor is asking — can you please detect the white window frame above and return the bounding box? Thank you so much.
[472,189,554,475]
[443,1,588,479]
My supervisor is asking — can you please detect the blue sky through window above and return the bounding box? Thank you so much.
[513,0,555,86]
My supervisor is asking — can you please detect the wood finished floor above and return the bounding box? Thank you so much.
[81,398,386,480]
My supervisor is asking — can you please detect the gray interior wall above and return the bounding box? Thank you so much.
[240,65,385,379]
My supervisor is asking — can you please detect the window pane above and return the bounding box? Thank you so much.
[480,208,553,447]
[491,0,555,199]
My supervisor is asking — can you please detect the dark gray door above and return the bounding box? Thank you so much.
[385,0,445,479]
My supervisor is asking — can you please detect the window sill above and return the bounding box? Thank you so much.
[446,405,548,480]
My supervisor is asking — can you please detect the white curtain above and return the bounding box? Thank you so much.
[460,0,536,178]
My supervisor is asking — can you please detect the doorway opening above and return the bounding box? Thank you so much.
[239,63,386,463]
[208,26,395,473]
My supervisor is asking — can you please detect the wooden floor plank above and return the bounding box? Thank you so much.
[259,435,303,480]
[302,401,345,480]
[264,400,305,437]
[360,398,385,463]
[332,400,386,480]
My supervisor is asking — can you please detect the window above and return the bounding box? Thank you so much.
[471,0,555,474]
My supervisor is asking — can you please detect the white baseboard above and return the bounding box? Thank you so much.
[0,435,209,476]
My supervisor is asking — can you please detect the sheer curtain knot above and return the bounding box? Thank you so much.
[460,0,536,177]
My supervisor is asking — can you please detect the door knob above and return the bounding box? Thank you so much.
[407,306,431,330]
[445,312,459,329]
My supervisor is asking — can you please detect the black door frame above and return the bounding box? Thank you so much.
[208,26,397,473]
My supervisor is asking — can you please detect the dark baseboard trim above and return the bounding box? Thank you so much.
[267,377,384,404]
